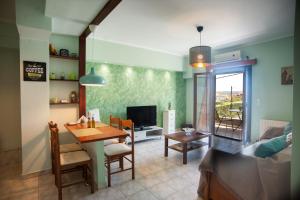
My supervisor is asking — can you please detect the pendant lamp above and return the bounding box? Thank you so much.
[79,25,106,87]
[189,26,211,68]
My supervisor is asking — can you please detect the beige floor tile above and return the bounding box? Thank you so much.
[165,176,191,191]
[0,139,206,200]
[114,180,145,196]
[91,187,126,200]
[137,173,163,189]
[148,181,176,199]
[126,189,158,200]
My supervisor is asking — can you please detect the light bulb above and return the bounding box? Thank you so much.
[197,54,204,60]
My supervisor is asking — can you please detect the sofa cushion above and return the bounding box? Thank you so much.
[259,127,284,140]
[255,135,288,158]
[283,122,292,135]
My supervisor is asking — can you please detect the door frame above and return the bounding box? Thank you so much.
[193,71,214,133]
[212,66,252,144]
[193,66,252,145]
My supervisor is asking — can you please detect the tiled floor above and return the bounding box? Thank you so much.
[0,138,207,200]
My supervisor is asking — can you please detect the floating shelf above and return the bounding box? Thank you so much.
[50,79,79,82]
[50,55,79,61]
[50,102,79,105]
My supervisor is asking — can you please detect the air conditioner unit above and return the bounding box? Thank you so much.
[214,50,241,63]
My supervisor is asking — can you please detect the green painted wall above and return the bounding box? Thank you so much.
[86,62,186,128]
[185,37,294,141]
[16,0,51,30]
[292,1,300,197]
[86,39,184,71]
[214,37,294,141]
[236,37,294,141]
[50,34,78,54]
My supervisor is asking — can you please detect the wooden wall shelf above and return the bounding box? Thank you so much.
[50,102,79,105]
[50,55,79,61]
[50,79,79,82]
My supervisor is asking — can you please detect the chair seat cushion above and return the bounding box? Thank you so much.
[104,143,131,156]
[104,139,119,146]
[60,143,82,153]
[60,150,91,166]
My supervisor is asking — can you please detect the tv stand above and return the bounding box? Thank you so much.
[126,126,163,142]
[134,126,152,131]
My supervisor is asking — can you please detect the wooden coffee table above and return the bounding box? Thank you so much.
[164,131,212,164]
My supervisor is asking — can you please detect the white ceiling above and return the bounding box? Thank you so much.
[46,0,296,56]
[45,0,109,35]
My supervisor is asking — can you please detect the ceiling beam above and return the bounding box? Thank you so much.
[80,0,122,38]
[79,0,122,116]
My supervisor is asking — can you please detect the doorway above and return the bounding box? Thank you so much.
[194,66,252,144]
[214,73,244,140]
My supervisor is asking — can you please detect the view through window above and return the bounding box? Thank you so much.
[215,73,244,140]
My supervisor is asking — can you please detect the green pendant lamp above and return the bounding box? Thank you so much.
[79,25,106,87]
[79,67,106,86]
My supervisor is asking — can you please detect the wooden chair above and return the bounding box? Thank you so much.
[104,115,121,146]
[104,119,135,187]
[48,122,83,174]
[48,123,95,200]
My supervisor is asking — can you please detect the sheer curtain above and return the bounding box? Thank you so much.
[194,72,213,133]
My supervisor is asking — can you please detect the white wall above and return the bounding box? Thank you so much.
[18,25,51,175]
[87,38,184,71]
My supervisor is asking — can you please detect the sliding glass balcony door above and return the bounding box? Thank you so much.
[194,66,252,145]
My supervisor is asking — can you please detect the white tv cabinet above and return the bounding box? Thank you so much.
[125,126,163,142]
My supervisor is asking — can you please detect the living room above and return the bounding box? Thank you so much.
[0,0,299,200]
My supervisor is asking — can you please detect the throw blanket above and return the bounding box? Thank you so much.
[198,144,291,200]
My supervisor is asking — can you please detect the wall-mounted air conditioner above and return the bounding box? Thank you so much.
[214,50,241,63]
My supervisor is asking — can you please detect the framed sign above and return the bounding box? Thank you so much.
[23,61,46,81]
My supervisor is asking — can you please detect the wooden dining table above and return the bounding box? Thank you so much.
[64,122,129,188]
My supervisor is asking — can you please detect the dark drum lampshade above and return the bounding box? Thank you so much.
[189,45,211,68]
[189,26,211,68]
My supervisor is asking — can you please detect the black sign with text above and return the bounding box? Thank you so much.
[23,61,46,81]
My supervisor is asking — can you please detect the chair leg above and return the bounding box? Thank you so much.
[132,154,135,180]
[107,157,111,187]
[51,151,55,174]
[89,162,95,193]
[52,160,55,174]
[85,166,88,182]
[58,188,62,200]
[119,157,124,170]
[57,171,62,200]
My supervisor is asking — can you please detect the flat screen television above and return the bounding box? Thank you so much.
[127,105,157,128]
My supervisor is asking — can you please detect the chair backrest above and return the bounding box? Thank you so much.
[120,119,134,150]
[48,121,57,155]
[110,115,121,129]
[48,121,57,129]
[89,108,100,121]
[48,124,61,167]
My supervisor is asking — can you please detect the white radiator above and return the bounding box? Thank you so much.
[259,119,289,137]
